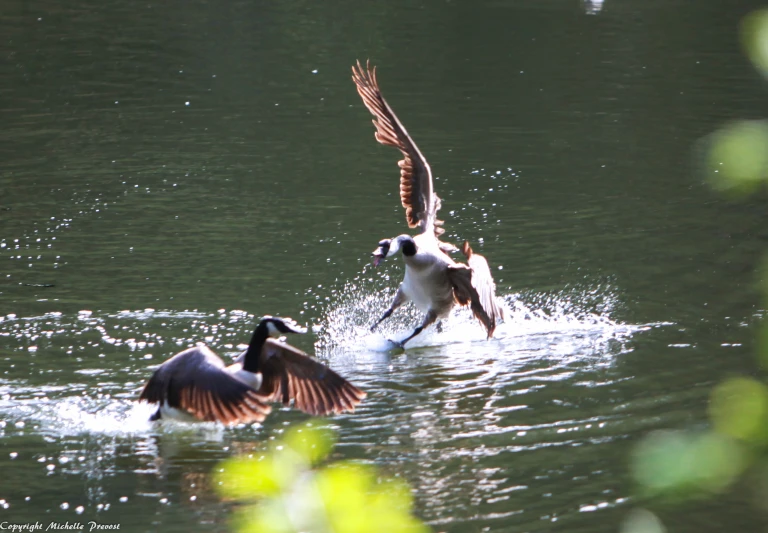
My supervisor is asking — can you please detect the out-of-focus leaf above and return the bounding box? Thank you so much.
[315,463,429,533]
[283,423,335,466]
[702,120,768,197]
[215,425,430,533]
[710,377,768,444]
[632,430,693,495]
[687,431,746,492]
[620,508,666,533]
[215,454,299,499]
[316,463,376,533]
[235,499,297,533]
[632,430,744,498]
[366,478,429,533]
[741,8,768,78]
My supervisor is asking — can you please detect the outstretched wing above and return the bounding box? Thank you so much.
[447,242,504,337]
[258,338,366,416]
[139,346,272,425]
[352,60,444,236]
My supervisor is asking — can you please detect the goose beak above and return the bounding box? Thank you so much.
[372,239,391,266]
[372,250,385,267]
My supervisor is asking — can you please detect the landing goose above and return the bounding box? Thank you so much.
[139,316,365,424]
[352,61,504,347]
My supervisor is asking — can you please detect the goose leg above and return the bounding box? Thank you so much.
[371,288,407,332]
[398,310,438,348]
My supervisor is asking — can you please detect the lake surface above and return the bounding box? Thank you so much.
[2,0,768,531]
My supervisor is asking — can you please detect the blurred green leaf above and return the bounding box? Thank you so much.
[234,500,296,533]
[283,423,335,466]
[620,508,666,533]
[741,8,768,77]
[688,431,746,492]
[215,425,430,533]
[315,463,429,533]
[316,462,374,525]
[710,377,768,444]
[632,430,744,498]
[702,120,768,197]
[632,430,693,495]
[215,454,299,499]
[629,8,768,526]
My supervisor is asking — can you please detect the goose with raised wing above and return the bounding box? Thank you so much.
[139,316,366,424]
[352,61,503,348]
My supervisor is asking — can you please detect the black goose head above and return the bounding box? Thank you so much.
[261,316,308,337]
[372,235,416,266]
[242,316,307,373]
[372,238,391,267]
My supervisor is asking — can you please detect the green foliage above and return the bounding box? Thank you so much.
[631,429,745,499]
[214,423,430,533]
[699,8,768,198]
[710,377,768,444]
[628,8,768,528]
[620,508,667,533]
[741,9,768,78]
[702,120,768,197]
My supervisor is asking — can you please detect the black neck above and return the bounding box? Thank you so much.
[402,238,417,257]
[242,321,270,372]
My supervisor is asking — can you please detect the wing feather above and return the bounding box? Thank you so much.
[446,242,504,337]
[138,346,271,425]
[352,60,444,236]
[258,338,366,416]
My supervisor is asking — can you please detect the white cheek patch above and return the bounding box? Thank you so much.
[266,321,280,337]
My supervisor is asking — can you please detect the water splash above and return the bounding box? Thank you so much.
[0,308,268,440]
[314,276,647,357]
[45,397,156,436]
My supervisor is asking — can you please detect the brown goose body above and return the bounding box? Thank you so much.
[352,61,504,347]
[139,317,366,425]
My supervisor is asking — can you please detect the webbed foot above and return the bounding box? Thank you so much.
[386,338,406,350]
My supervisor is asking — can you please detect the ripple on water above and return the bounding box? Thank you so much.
[310,277,659,528]
[0,284,663,529]
[315,274,646,356]
[0,309,277,440]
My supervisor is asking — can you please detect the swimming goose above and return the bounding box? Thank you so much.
[139,316,366,424]
[352,61,504,347]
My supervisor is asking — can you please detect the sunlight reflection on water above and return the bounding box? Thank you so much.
[0,282,668,529]
[316,274,651,358]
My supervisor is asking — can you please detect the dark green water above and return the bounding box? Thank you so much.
[2,0,768,531]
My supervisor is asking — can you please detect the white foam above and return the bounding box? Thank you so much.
[46,397,156,436]
[0,394,241,440]
[315,278,652,357]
